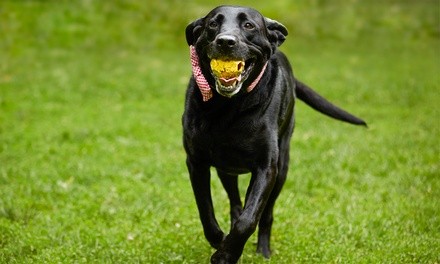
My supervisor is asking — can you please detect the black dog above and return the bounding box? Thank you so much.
[183,6,366,264]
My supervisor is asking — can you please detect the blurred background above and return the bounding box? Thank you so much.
[1,0,439,263]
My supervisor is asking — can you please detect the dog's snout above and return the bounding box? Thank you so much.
[216,35,237,48]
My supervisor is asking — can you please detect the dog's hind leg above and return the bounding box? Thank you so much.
[187,159,225,249]
[217,171,243,230]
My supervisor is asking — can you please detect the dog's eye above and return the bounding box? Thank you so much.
[209,21,218,29]
[243,22,255,30]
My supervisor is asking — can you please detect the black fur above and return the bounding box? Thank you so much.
[182,6,366,264]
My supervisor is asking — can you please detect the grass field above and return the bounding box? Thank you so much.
[1,0,439,263]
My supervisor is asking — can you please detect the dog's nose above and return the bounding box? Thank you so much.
[215,35,237,48]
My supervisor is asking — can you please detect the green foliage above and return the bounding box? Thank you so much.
[1,0,439,263]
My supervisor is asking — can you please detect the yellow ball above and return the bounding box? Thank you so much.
[210,59,245,79]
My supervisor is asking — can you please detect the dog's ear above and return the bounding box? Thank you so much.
[186,18,205,46]
[265,18,288,47]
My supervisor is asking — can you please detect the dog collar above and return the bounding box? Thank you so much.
[190,45,267,102]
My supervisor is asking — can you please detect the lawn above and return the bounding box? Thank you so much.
[1,0,439,263]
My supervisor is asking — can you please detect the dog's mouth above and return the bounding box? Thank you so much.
[210,58,255,97]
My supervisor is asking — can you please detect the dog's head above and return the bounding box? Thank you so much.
[186,6,288,98]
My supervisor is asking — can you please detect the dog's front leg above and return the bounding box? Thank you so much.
[187,158,225,249]
[211,163,277,264]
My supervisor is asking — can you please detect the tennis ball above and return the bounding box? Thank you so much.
[210,59,245,79]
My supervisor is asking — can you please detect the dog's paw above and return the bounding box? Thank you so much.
[210,250,239,264]
[256,244,271,259]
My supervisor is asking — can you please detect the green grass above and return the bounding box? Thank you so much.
[1,0,439,263]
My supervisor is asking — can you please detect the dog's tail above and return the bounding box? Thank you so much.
[296,80,367,126]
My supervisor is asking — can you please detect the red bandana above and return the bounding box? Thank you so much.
[190,45,267,102]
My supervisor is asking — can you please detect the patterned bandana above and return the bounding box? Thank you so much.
[190,45,267,102]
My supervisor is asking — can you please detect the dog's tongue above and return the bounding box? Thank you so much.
[219,75,242,86]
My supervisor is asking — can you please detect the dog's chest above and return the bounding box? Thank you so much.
[188,114,275,171]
